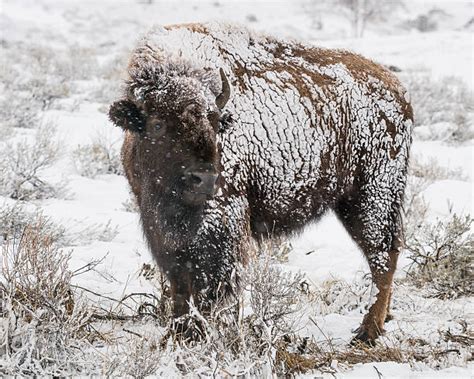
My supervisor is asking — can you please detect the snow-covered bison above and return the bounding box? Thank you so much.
[109,23,413,344]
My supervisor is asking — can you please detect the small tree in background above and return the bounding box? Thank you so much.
[336,0,404,37]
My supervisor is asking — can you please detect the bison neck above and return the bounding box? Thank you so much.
[139,187,207,250]
[138,190,249,314]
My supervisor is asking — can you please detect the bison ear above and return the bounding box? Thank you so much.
[109,100,145,133]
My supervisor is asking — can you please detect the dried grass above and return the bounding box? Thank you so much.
[0,220,96,376]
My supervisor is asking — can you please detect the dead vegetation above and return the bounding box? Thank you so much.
[402,72,474,142]
[0,153,471,376]
[0,202,118,247]
[0,203,66,245]
[0,123,64,201]
[403,157,473,300]
[405,214,473,299]
[0,218,472,376]
[0,220,96,376]
[72,133,123,178]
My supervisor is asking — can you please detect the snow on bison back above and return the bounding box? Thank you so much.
[109,22,413,344]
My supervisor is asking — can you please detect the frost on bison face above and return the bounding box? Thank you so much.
[109,23,413,344]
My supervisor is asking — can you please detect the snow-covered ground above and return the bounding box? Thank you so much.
[1,0,472,377]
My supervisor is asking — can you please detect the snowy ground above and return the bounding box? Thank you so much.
[1,0,473,377]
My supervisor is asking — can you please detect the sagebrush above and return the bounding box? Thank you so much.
[0,123,63,200]
[72,135,123,178]
[0,222,95,376]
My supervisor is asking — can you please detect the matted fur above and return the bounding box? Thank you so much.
[111,22,414,343]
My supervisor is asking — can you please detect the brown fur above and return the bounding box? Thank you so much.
[110,23,414,345]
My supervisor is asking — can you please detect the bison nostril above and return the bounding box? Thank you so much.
[190,174,203,187]
[186,170,218,196]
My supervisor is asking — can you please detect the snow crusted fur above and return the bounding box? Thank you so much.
[110,22,414,344]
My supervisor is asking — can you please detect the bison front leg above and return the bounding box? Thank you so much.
[169,195,250,320]
[336,183,404,345]
[168,268,203,340]
[168,268,193,317]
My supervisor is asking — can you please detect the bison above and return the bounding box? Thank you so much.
[109,23,413,344]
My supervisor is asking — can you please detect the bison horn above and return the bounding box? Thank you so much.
[216,68,231,109]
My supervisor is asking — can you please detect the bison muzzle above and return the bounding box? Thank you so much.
[109,22,414,344]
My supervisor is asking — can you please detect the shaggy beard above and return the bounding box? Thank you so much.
[141,187,207,249]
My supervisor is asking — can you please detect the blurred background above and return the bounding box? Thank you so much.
[0,1,472,377]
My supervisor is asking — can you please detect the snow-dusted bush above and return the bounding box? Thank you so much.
[0,85,43,130]
[0,44,73,129]
[405,214,473,299]
[0,202,117,248]
[401,13,438,32]
[313,274,372,316]
[72,136,123,178]
[0,203,66,244]
[409,157,466,183]
[122,196,139,212]
[0,221,95,376]
[102,249,311,376]
[103,330,167,377]
[402,73,473,142]
[56,45,99,81]
[255,238,293,263]
[403,157,472,299]
[451,112,474,143]
[69,220,119,244]
[1,222,73,317]
[246,255,308,340]
[91,79,122,106]
[91,50,128,105]
[0,123,63,200]
[403,157,466,244]
[0,41,102,130]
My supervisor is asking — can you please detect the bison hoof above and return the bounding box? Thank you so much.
[385,313,394,323]
[350,325,383,347]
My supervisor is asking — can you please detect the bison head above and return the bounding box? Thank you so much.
[109,64,231,208]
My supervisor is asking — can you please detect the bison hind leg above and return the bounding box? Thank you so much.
[335,182,404,345]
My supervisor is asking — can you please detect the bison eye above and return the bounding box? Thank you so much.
[150,121,166,137]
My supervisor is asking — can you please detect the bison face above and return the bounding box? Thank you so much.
[109,68,231,208]
[147,111,220,207]
[110,102,222,208]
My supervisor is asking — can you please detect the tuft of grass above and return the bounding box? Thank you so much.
[122,196,139,213]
